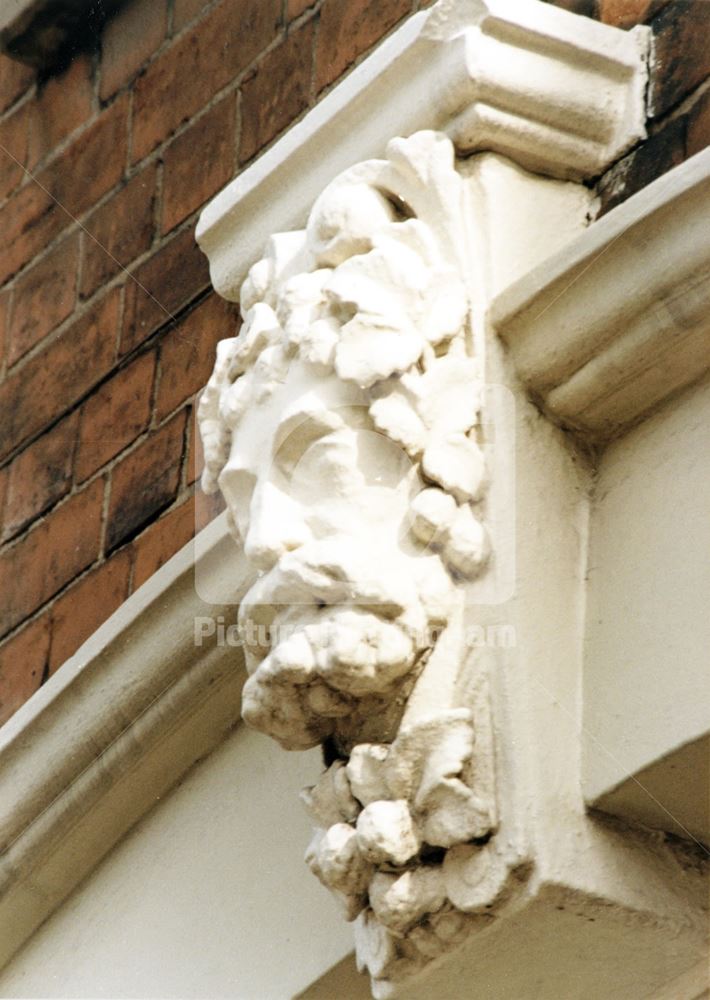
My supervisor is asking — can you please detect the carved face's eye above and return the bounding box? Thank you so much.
[272,411,341,478]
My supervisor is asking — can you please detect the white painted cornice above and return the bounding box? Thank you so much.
[491,147,710,440]
[197,0,648,303]
[0,514,249,970]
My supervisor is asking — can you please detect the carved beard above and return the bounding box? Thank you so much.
[237,539,452,752]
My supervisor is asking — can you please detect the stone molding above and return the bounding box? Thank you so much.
[196,0,649,304]
[491,146,710,440]
[0,514,249,971]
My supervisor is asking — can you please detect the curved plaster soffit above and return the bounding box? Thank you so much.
[196,2,650,992]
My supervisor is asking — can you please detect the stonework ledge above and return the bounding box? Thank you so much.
[491,146,710,441]
[0,514,249,971]
[196,0,648,303]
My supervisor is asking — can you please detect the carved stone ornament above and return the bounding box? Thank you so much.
[199,132,523,995]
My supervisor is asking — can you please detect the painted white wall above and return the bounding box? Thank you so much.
[583,373,710,830]
[0,726,354,1000]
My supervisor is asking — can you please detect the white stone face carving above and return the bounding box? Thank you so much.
[199,132,517,994]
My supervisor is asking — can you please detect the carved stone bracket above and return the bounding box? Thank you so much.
[198,131,526,992]
[194,4,705,998]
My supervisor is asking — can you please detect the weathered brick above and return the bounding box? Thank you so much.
[240,19,314,163]
[195,484,226,530]
[1,412,79,543]
[0,56,35,115]
[32,55,94,160]
[0,612,50,727]
[598,0,669,28]
[686,84,710,158]
[543,0,598,15]
[598,115,686,215]
[0,478,104,638]
[0,289,9,369]
[0,96,128,286]
[156,293,238,419]
[131,0,281,162]
[173,0,209,32]
[132,495,195,587]
[187,409,204,486]
[106,410,187,549]
[7,232,79,365]
[80,162,157,299]
[45,93,129,218]
[315,0,410,94]
[75,349,156,483]
[120,225,210,354]
[161,95,236,232]
[100,0,169,100]
[49,548,131,672]
[0,288,120,462]
[0,176,65,286]
[0,106,31,202]
[651,1,710,118]
[287,0,313,20]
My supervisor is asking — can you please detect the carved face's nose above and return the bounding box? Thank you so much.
[243,480,311,572]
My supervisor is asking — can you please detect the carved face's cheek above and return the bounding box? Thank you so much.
[218,467,257,541]
[290,431,360,501]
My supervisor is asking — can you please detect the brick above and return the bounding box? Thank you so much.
[0,176,65,286]
[287,0,314,20]
[173,0,209,32]
[162,95,236,232]
[542,0,598,15]
[156,293,238,419]
[651,1,710,118]
[132,495,195,587]
[195,484,226,530]
[686,85,710,158]
[0,56,34,115]
[100,0,169,100]
[598,115,686,215]
[0,104,31,202]
[80,162,157,299]
[0,478,104,639]
[7,232,79,366]
[315,0,411,94]
[45,93,129,218]
[187,407,204,486]
[0,288,120,462]
[32,55,94,160]
[240,19,313,163]
[0,56,94,203]
[49,549,131,672]
[1,412,79,543]
[120,225,210,354]
[598,0,669,28]
[0,613,50,727]
[132,0,281,162]
[0,96,128,286]
[75,350,156,483]
[0,289,9,369]
[106,410,187,549]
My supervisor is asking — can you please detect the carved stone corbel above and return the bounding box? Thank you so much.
[198,131,525,993]
[195,2,678,997]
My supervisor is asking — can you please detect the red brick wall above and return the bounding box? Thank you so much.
[0,0,708,727]
[546,0,710,212]
[0,0,432,725]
